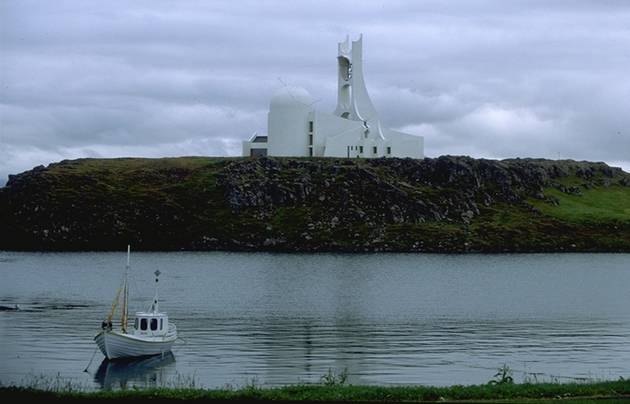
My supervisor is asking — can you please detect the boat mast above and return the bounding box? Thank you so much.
[121,245,130,333]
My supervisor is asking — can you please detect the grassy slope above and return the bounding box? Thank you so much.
[229,157,630,252]
[2,157,629,252]
[531,186,630,223]
[2,157,238,249]
[2,380,630,402]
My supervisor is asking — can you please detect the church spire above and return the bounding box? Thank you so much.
[333,34,383,140]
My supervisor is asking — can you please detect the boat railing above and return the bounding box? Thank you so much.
[165,323,177,339]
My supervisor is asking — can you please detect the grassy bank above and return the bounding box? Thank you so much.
[2,379,629,403]
[2,156,629,252]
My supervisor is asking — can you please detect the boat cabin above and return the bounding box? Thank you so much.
[133,311,169,337]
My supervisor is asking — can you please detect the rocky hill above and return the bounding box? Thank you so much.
[1,156,629,252]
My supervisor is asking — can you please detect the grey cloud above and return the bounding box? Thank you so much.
[2,0,630,184]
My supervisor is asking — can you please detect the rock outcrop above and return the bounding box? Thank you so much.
[1,156,628,252]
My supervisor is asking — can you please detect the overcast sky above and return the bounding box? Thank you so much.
[1,0,629,184]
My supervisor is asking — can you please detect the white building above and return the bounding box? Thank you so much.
[242,35,424,159]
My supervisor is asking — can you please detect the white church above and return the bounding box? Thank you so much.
[242,35,424,159]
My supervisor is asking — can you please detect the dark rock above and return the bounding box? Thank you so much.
[1,156,629,252]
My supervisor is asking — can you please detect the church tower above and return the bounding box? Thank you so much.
[333,34,385,141]
[243,35,423,159]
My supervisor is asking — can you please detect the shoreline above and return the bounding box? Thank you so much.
[2,379,629,403]
[2,248,630,254]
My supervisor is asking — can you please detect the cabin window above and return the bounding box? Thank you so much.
[140,318,148,331]
[160,318,163,330]
[134,318,138,329]
[151,318,158,331]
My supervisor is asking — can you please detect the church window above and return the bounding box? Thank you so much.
[250,148,267,157]
[339,57,351,81]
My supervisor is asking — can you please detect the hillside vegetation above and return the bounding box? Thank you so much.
[1,156,629,252]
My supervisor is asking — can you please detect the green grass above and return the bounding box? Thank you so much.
[2,379,629,402]
[4,156,630,252]
[530,185,630,224]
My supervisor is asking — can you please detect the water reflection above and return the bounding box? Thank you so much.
[94,353,176,390]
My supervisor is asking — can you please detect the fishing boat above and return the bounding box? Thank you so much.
[94,246,177,360]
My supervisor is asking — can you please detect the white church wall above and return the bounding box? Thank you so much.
[362,137,384,158]
[386,128,424,158]
[313,112,364,157]
[267,103,311,157]
[323,126,366,157]
[242,132,269,157]
[242,140,252,156]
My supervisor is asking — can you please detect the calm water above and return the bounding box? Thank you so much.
[0,251,629,390]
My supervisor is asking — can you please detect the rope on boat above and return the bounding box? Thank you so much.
[83,346,99,372]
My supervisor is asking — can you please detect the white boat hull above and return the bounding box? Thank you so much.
[95,330,176,360]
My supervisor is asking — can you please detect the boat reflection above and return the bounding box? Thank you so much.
[94,352,176,390]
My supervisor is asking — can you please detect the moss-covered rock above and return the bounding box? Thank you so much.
[1,156,628,252]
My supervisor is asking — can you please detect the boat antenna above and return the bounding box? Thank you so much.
[151,270,161,313]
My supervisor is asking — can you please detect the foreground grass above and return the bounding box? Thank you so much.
[2,379,629,402]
